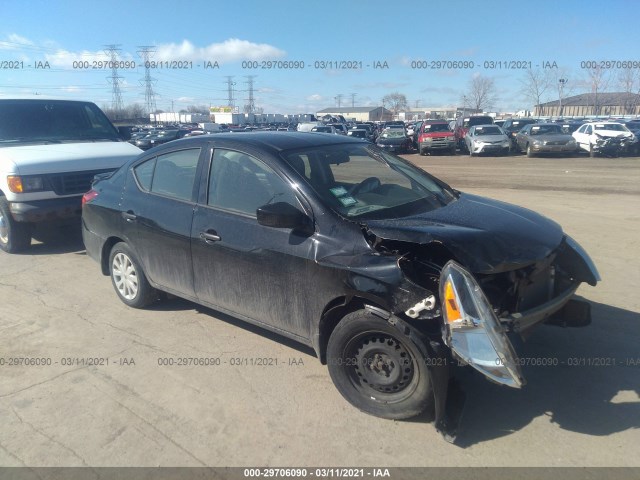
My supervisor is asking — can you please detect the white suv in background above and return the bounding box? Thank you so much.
[0,98,142,253]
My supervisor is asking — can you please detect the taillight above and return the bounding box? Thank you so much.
[82,189,98,205]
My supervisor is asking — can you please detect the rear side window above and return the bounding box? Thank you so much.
[133,148,201,201]
[134,158,156,191]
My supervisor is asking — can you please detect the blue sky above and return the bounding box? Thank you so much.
[1,0,639,115]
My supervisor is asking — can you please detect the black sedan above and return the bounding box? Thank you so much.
[134,129,190,150]
[82,133,599,441]
[375,128,412,153]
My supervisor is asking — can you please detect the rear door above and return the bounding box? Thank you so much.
[125,147,203,296]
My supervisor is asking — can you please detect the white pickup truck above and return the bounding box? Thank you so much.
[0,98,142,253]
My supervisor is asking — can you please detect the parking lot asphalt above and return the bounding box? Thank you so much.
[0,153,638,467]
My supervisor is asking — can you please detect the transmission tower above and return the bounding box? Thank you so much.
[244,76,256,113]
[104,44,124,114]
[137,46,157,115]
[350,93,357,107]
[335,94,343,108]
[224,76,236,109]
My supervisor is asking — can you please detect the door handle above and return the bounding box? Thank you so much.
[122,212,137,222]
[200,231,221,244]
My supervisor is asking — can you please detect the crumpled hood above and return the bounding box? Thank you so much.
[364,193,564,274]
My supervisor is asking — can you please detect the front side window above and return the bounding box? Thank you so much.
[208,149,299,216]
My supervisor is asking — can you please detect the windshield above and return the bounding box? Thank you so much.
[594,123,629,132]
[530,125,562,135]
[423,123,450,133]
[380,130,405,138]
[281,144,456,220]
[464,117,493,128]
[0,100,121,145]
[473,126,503,136]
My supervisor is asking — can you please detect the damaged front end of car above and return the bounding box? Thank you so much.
[364,227,600,442]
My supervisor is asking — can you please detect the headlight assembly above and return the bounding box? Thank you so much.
[440,260,525,388]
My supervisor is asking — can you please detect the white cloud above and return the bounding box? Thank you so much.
[306,94,323,101]
[43,48,135,68]
[155,39,286,62]
[0,33,34,50]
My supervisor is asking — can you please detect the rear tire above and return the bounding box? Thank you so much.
[327,310,434,420]
[109,242,157,308]
[0,198,31,253]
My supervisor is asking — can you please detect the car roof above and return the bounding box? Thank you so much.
[147,131,368,154]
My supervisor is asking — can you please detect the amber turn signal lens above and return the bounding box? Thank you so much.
[444,280,462,322]
[7,176,23,193]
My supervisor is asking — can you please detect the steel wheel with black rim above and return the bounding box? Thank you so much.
[109,242,157,308]
[327,310,434,420]
[0,197,31,253]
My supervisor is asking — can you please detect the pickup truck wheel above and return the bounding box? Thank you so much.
[0,198,31,253]
[327,310,434,420]
[109,242,157,308]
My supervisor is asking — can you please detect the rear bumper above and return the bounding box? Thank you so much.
[9,196,82,223]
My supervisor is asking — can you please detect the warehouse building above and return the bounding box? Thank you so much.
[535,92,640,117]
[316,106,393,122]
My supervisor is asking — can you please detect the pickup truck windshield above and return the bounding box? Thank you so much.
[0,100,121,145]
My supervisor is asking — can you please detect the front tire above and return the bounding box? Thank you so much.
[526,144,535,158]
[327,310,434,420]
[0,198,31,253]
[109,242,157,308]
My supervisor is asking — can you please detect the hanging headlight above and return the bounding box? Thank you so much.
[440,260,525,388]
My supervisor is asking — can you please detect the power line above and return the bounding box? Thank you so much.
[224,76,236,108]
[137,46,157,115]
[103,44,124,113]
[244,75,256,113]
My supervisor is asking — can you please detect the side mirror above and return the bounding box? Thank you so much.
[257,202,313,234]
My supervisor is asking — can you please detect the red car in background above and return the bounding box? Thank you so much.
[417,121,456,155]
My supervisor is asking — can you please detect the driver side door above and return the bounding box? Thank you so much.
[190,147,318,340]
